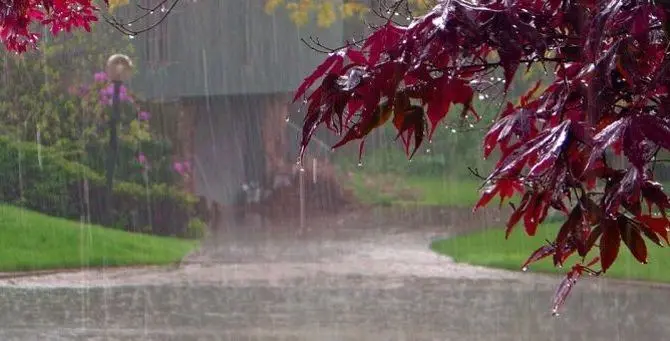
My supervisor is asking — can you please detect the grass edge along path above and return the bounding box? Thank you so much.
[0,204,198,272]
[343,172,485,207]
[431,223,670,283]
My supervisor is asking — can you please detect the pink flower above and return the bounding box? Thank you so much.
[173,162,185,176]
[99,84,132,106]
[94,71,107,83]
[138,111,151,121]
[173,160,192,177]
[137,152,148,165]
[137,152,150,170]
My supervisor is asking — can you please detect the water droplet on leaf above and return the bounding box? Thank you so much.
[521,266,528,272]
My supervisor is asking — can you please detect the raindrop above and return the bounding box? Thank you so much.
[128,34,135,40]
[357,162,363,167]
[36,130,42,170]
[406,16,412,20]
[127,23,132,27]
[426,148,431,153]
[469,123,474,128]
[478,94,485,100]
[521,266,528,272]
[160,5,167,12]
[451,128,457,133]
[285,115,290,122]
[551,309,560,317]
[300,167,305,172]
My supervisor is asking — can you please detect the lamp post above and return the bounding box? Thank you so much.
[104,54,133,224]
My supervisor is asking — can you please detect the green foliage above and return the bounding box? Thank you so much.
[0,137,201,237]
[0,204,197,272]
[0,23,134,145]
[186,218,208,239]
[343,172,483,207]
[77,138,178,185]
[431,224,670,283]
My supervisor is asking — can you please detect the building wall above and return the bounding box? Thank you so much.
[131,0,346,100]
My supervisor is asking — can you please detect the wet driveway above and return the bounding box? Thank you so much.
[0,208,669,340]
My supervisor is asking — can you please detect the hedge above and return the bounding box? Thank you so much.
[0,137,201,238]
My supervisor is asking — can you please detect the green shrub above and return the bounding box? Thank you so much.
[0,137,202,238]
[186,218,208,239]
[77,138,179,185]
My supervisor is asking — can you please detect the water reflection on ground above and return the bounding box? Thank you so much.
[0,209,668,340]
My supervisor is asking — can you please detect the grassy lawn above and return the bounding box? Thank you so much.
[344,172,484,207]
[431,223,670,283]
[0,204,198,272]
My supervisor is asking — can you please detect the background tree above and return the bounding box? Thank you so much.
[295,0,670,314]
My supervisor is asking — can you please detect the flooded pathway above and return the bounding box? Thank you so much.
[0,208,669,340]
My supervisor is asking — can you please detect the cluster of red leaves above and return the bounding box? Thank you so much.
[0,0,105,52]
[295,0,670,313]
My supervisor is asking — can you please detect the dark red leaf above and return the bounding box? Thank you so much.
[618,216,648,264]
[637,215,670,244]
[293,51,344,102]
[600,219,621,273]
[584,224,602,257]
[585,117,631,172]
[551,271,579,316]
[637,115,670,151]
[522,244,556,270]
[506,193,531,239]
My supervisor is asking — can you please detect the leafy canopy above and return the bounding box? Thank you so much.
[264,0,432,27]
[0,0,110,52]
[295,0,670,314]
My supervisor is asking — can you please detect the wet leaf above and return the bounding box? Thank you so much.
[600,219,621,273]
[618,216,648,264]
[637,215,670,244]
[522,244,556,270]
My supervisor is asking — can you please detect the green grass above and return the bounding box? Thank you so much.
[0,204,198,272]
[343,171,486,207]
[431,223,670,283]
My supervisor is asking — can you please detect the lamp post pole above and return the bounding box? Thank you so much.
[104,54,133,225]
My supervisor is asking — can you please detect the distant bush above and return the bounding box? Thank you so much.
[76,138,178,185]
[0,137,202,238]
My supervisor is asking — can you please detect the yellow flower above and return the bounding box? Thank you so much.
[264,0,285,14]
[316,1,337,28]
[340,2,368,19]
[108,0,130,12]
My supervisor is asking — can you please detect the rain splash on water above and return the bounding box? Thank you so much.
[0,1,662,340]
